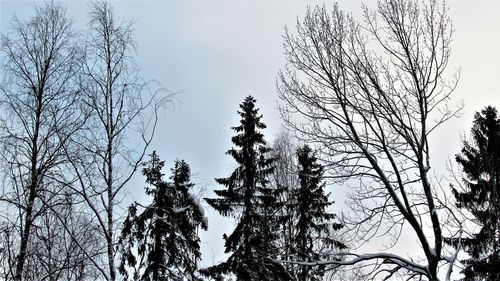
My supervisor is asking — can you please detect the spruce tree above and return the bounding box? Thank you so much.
[293,145,346,281]
[118,152,207,280]
[446,106,500,280]
[204,96,290,280]
[171,159,208,280]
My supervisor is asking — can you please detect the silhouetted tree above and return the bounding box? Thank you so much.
[270,131,299,275]
[204,96,290,280]
[0,3,93,279]
[292,145,346,281]
[118,152,207,280]
[278,0,461,279]
[30,198,102,281]
[445,106,500,280]
[170,159,208,280]
[66,2,168,280]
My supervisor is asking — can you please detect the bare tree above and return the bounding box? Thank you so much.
[278,0,462,280]
[270,130,299,275]
[65,2,168,280]
[0,3,89,280]
[26,198,102,281]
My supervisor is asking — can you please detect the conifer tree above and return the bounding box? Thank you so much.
[171,159,208,280]
[293,145,346,281]
[446,106,500,280]
[204,96,290,280]
[118,152,207,280]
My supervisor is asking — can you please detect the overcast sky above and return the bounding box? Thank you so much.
[1,0,500,271]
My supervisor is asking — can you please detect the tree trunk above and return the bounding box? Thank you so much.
[107,143,116,281]
[14,187,36,281]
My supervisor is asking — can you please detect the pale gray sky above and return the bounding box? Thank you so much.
[1,0,500,273]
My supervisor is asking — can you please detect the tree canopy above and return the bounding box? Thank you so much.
[446,106,500,280]
[204,96,290,280]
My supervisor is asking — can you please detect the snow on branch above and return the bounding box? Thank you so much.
[274,252,429,279]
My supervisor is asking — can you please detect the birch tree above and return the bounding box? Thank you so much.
[270,131,299,275]
[0,3,88,280]
[67,2,167,280]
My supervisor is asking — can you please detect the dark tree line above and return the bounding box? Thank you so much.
[0,2,343,280]
[1,0,500,280]
[114,96,346,281]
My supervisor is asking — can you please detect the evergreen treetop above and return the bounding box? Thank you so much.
[204,96,290,280]
[118,152,207,280]
[293,145,346,281]
[446,106,500,280]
